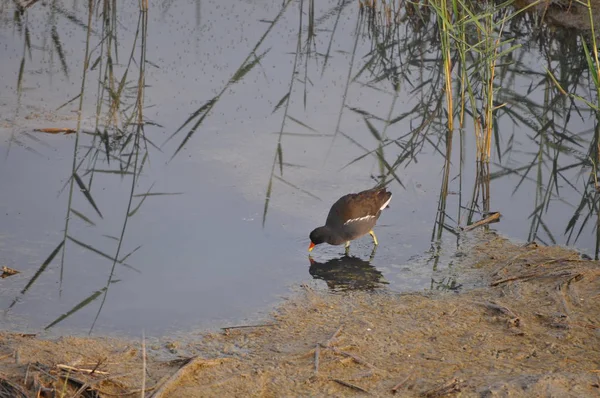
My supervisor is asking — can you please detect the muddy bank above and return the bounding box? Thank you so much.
[0,233,599,397]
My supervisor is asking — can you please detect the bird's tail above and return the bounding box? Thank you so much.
[377,188,392,210]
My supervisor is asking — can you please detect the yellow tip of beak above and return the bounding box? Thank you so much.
[308,242,315,252]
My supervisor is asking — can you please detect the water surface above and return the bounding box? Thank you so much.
[0,0,596,336]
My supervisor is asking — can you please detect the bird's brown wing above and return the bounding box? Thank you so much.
[325,188,392,227]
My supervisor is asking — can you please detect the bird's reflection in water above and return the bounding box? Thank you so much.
[308,255,388,291]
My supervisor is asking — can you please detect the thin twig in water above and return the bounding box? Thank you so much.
[461,212,501,232]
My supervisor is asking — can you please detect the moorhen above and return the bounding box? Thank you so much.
[308,187,392,252]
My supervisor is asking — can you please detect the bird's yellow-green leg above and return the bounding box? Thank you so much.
[345,241,350,255]
[369,230,379,246]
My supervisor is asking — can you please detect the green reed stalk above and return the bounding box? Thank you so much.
[89,0,148,333]
[60,0,94,287]
[439,0,454,133]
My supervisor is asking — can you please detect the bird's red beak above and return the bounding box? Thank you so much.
[308,242,315,252]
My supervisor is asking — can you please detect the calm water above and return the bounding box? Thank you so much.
[0,0,595,336]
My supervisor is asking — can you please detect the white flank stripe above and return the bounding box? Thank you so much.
[380,194,392,211]
[344,215,375,225]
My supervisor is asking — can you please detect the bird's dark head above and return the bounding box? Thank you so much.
[308,226,329,252]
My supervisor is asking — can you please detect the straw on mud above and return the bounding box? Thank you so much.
[142,331,146,398]
[0,376,28,398]
[324,325,343,347]
[491,269,572,287]
[475,301,519,319]
[330,347,375,369]
[330,378,370,394]
[314,344,320,376]
[423,378,463,398]
[391,375,410,394]
[56,364,109,376]
[151,357,233,398]
[221,323,276,334]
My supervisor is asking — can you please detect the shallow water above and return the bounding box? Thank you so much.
[0,0,596,336]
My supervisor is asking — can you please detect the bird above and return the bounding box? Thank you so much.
[308,187,392,252]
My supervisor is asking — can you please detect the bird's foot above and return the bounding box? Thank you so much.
[369,246,377,261]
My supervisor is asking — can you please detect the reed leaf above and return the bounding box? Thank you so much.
[273,175,320,200]
[272,93,290,114]
[67,235,121,264]
[132,192,184,197]
[582,39,598,88]
[231,49,270,83]
[84,169,135,175]
[277,142,283,176]
[18,241,64,296]
[287,115,320,133]
[17,57,24,94]
[56,94,81,111]
[364,117,382,141]
[166,93,213,140]
[128,182,155,217]
[119,245,142,263]
[45,285,115,330]
[262,177,273,228]
[171,104,213,158]
[73,172,103,218]
[70,208,96,226]
[51,25,69,78]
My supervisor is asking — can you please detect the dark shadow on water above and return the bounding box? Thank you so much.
[308,255,388,291]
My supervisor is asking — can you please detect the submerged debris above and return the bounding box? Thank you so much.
[33,128,76,135]
[0,266,19,279]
